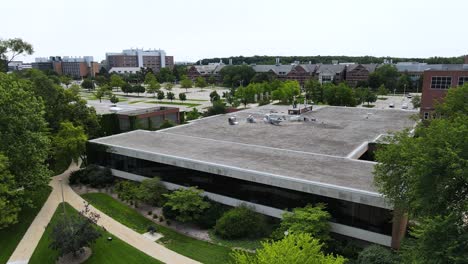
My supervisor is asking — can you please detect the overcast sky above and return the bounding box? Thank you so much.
[2,0,467,63]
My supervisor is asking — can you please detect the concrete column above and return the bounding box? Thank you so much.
[391,209,408,249]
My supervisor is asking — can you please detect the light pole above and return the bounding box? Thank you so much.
[59,179,67,219]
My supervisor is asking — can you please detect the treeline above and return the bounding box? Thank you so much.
[198,55,466,65]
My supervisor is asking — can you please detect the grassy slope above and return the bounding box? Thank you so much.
[0,186,52,263]
[29,203,163,264]
[82,193,233,264]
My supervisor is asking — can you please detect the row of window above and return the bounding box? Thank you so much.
[431,76,468,89]
[87,146,393,235]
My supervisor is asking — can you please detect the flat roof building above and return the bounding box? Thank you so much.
[106,48,174,73]
[88,105,417,248]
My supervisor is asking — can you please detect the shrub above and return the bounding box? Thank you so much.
[195,198,230,229]
[159,120,174,129]
[148,211,152,215]
[162,204,178,220]
[136,177,167,206]
[115,180,139,202]
[357,245,398,264]
[162,187,210,222]
[68,165,113,188]
[273,203,331,242]
[214,205,268,239]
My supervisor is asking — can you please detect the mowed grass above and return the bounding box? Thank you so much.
[82,193,233,264]
[0,186,52,263]
[29,203,163,264]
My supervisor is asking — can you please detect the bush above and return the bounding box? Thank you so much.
[214,205,268,239]
[162,204,178,220]
[159,120,174,129]
[115,180,139,202]
[357,245,399,264]
[258,98,271,106]
[162,187,210,222]
[68,165,113,188]
[195,198,230,229]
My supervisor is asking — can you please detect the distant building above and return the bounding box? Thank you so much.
[106,49,174,73]
[187,63,225,82]
[420,64,468,119]
[7,61,23,71]
[315,64,346,84]
[345,64,378,87]
[32,56,99,78]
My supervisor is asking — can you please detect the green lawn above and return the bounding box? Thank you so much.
[82,193,233,264]
[145,101,201,107]
[128,100,144,104]
[29,203,163,264]
[0,187,52,263]
[208,230,263,250]
[186,99,209,102]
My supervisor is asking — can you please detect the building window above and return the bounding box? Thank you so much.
[424,112,429,120]
[458,76,468,86]
[431,76,452,89]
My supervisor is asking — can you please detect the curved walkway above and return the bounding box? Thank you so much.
[7,163,199,264]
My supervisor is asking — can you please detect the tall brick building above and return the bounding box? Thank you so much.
[420,64,468,119]
[106,49,174,73]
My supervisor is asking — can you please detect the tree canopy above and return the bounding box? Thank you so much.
[0,73,50,226]
[231,233,345,264]
[163,187,210,222]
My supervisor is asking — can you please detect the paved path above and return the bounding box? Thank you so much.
[7,163,199,264]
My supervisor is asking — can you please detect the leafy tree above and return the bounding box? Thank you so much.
[94,75,108,87]
[166,92,175,102]
[364,88,377,106]
[209,90,220,102]
[304,79,323,103]
[374,116,467,217]
[136,67,153,83]
[179,93,187,101]
[411,94,421,108]
[115,181,140,202]
[368,65,400,91]
[274,204,331,242]
[110,94,119,104]
[231,233,345,264]
[400,213,468,264]
[0,38,33,71]
[137,177,167,206]
[145,73,161,97]
[398,74,412,92]
[156,68,175,83]
[207,100,227,116]
[357,245,398,264]
[377,84,389,95]
[214,205,267,239]
[0,73,50,227]
[81,78,94,91]
[121,82,132,95]
[69,84,81,96]
[186,108,200,121]
[50,203,101,257]
[219,65,256,87]
[94,85,111,103]
[133,85,145,96]
[235,84,260,108]
[195,76,207,89]
[157,90,165,100]
[172,65,187,81]
[180,76,193,92]
[0,154,21,228]
[208,75,217,86]
[251,72,275,83]
[322,83,356,106]
[60,75,72,88]
[52,122,87,168]
[164,82,174,91]
[109,74,125,90]
[163,187,210,222]
[272,81,301,104]
[435,84,468,118]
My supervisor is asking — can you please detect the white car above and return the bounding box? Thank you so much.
[402,104,408,109]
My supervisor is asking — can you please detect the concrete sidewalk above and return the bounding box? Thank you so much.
[7,163,199,264]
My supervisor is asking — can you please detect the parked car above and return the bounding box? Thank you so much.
[389,103,395,108]
[402,104,408,109]
[406,94,412,99]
